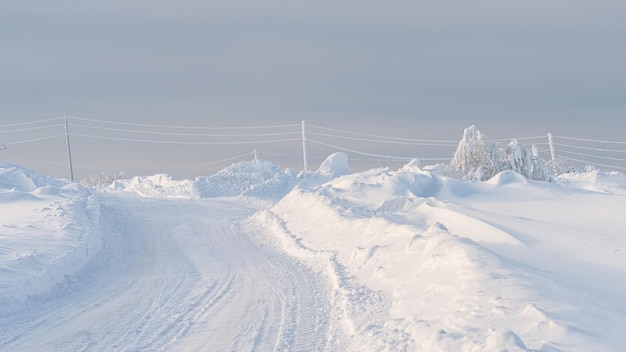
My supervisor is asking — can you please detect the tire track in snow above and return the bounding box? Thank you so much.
[0,194,333,351]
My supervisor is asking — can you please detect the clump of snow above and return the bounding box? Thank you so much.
[0,162,100,308]
[449,125,550,181]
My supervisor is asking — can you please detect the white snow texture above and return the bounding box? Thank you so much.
[1,132,625,351]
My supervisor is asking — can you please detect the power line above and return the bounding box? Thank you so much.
[0,117,64,129]
[557,150,626,162]
[0,145,68,168]
[5,134,66,144]
[257,151,309,159]
[5,116,626,174]
[493,136,547,142]
[560,156,626,171]
[70,116,301,130]
[308,132,459,146]
[71,133,302,145]
[307,124,460,144]
[73,152,256,172]
[553,142,626,154]
[164,152,256,169]
[309,139,451,161]
[554,135,626,145]
[0,124,64,134]
[70,123,300,138]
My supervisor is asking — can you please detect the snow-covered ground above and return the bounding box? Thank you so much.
[0,162,100,304]
[1,154,625,351]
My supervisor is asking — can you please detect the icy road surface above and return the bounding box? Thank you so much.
[0,193,334,351]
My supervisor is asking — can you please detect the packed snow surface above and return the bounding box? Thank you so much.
[1,154,625,351]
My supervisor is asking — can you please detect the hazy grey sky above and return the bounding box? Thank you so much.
[2,1,626,178]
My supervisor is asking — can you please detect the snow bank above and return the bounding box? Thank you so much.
[558,169,626,194]
[0,161,66,193]
[195,159,295,198]
[108,173,199,198]
[107,153,352,200]
[255,160,626,351]
[108,160,297,199]
[0,162,101,309]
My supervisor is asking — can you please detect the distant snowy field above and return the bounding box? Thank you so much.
[1,153,625,351]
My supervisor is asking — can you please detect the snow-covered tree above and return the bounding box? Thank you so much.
[449,126,551,181]
[530,145,551,181]
[449,125,502,181]
[505,139,533,178]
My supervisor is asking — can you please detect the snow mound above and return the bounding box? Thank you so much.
[109,173,199,198]
[255,159,626,350]
[558,169,626,194]
[108,155,354,200]
[195,159,295,199]
[109,160,296,199]
[0,162,100,307]
[316,152,351,178]
[297,152,353,188]
[0,161,68,193]
[486,170,529,187]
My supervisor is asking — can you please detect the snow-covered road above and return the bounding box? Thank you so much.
[0,193,334,351]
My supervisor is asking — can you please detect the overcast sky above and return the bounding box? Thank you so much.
[1,1,625,178]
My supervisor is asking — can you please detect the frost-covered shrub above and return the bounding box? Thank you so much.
[449,125,551,181]
[530,145,551,181]
[80,171,127,187]
[545,158,577,175]
[449,125,503,181]
[505,139,532,178]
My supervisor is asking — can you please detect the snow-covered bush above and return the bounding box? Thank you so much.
[449,125,503,181]
[449,125,551,181]
[545,158,578,175]
[530,145,551,180]
[80,171,127,187]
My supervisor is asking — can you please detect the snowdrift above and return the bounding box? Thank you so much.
[254,159,626,351]
[107,159,297,199]
[0,162,100,312]
[106,153,351,200]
